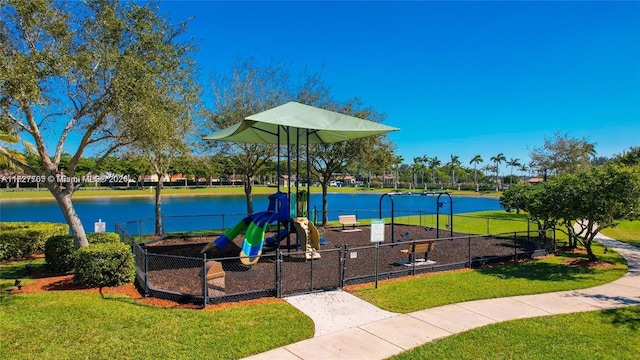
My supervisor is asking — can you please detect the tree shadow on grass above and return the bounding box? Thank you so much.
[477,261,597,282]
[599,305,640,331]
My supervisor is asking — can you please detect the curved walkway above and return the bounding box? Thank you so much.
[244,233,640,360]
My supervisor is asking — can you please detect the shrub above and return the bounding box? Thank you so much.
[44,235,77,273]
[86,232,121,244]
[0,222,69,261]
[74,242,135,287]
[44,232,121,273]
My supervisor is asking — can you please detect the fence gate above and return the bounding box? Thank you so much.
[279,247,343,297]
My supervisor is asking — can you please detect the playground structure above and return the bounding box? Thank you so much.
[201,102,398,266]
[379,191,454,243]
[201,191,321,265]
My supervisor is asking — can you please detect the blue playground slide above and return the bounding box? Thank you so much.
[201,192,290,265]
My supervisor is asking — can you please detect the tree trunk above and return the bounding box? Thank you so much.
[321,182,329,225]
[584,235,597,261]
[244,174,254,215]
[155,176,163,235]
[49,184,88,248]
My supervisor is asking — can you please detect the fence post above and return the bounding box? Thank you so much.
[202,254,207,308]
[514,232,518,260]
[139,220,143,243]
[340,245,347,288]
[487,218,490,235]
[527,221,531,241]
[310,251,315,293]
[411,240,416,276]
[276,249,282,298]
[468,236,472,267]
[143,248,149,297]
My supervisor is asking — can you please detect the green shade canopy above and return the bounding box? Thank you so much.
[203,102,399,145]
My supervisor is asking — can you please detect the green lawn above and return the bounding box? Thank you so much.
[392,305,640,360]
[601,220,640,249]
[0,291,313,360]
[350,242,626,313]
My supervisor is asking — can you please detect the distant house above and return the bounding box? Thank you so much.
[141,174,170,183]
[342,175,356,186]
[529,177,544,185]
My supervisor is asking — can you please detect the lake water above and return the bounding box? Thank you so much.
[0,192,502,234]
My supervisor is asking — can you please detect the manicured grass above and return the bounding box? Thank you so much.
[601,220,640,249]
[392,305,640,360]
[0,291,313,359]
[350,242,626,313]
[0,257,314,359]
[0,257,46,292]
[392,210,559,237]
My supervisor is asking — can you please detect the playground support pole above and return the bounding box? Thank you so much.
[306,131,311,219]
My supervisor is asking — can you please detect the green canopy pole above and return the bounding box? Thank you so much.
[307,130,311,221]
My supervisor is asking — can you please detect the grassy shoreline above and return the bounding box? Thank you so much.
[0,185,501,201]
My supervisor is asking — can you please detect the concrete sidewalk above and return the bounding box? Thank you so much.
[244,234,640,360]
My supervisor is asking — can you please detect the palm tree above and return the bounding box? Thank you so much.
[490,153,506,191]
[412,156,423,189]
[419,155,429,187]
[393,155,403,189]
[447,155,461,185]
[469,154,483,192]
[428,156,441,185]
[506,158,522,185]
[519,163,529,177]
[0,128,30,171]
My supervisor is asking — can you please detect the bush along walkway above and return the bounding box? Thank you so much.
[244,232,640,360]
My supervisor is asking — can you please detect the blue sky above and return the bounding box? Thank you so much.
[160,0,639,173]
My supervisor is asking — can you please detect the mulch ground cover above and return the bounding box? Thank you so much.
[142,224,540,302]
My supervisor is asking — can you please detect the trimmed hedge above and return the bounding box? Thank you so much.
[44,232,121,273]
[74,242,135,287]
[0,222,69,261]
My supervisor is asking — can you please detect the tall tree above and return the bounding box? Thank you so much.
[0,0,197,247]
[506,158,522,184]
[469,154,483,192]
[412,156,422,189]
[501,164,640,260]
[613,146,640,166]
[490,153,506,191]
[447,154,461,185]
[529,131,597,176]
[519,163,529,177]
[428,156,441,185]
[392,155,404,189]
[419,155,429,187]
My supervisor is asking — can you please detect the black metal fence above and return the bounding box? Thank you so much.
[115,219,554,307]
